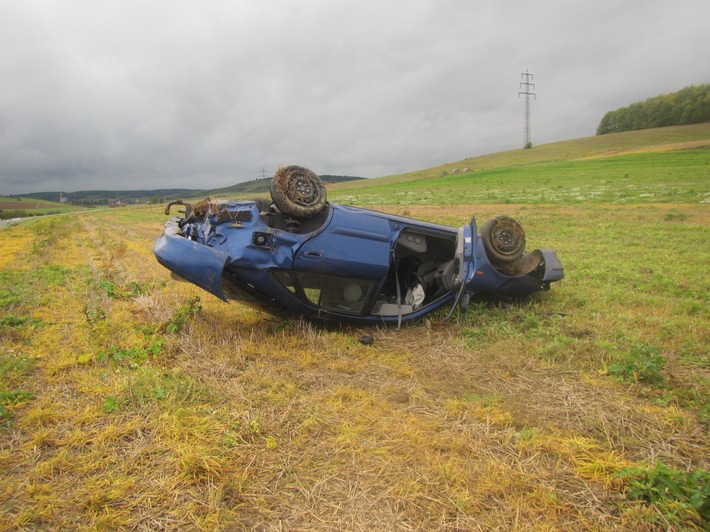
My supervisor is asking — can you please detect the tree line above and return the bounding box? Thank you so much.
[596,84,710,135]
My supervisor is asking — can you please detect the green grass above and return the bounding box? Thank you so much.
[0,127,708,529]
[616,461,710,526]
[330,150,710,205]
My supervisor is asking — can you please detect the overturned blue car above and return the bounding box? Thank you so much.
[154,166,563,325]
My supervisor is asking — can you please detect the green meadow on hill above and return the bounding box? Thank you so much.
[1,124,708,530]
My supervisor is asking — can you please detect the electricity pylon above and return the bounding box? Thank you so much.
[519,70,536,148]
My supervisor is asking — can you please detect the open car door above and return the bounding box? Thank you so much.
[445,218,477,318]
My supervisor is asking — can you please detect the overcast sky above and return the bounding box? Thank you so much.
[1,0,708,194]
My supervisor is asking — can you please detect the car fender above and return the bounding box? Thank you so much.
[153,218,230,301]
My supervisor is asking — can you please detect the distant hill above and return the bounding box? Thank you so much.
[21,189,198,205]
[206,175,365,197]
[17,175,366,204]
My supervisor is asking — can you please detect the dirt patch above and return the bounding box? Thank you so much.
[0,202,44,209]
[576,140,710,160]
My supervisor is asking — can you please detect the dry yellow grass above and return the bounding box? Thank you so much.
[0,228,33,270]
[1,204,708,530]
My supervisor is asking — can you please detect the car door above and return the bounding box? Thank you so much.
[292,206,393,281]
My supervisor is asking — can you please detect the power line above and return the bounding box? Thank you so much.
[518,70,536,148]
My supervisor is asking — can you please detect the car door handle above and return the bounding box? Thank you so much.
[302,250,324,259]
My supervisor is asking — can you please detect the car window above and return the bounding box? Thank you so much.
[272,271,375,314]
[294,272,324,305]
[272,270,297,294]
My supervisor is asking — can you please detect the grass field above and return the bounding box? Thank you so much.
[1,127,709,530]
[329,150,709,206]
[0,196,88,219]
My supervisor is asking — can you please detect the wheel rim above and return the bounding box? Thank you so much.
[491,222,523,256]
[287,175,319,206]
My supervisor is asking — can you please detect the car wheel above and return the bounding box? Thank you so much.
[270,165,327,219]
[480,216,526,264]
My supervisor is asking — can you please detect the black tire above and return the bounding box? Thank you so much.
[480,216,526,264]
[270,165,327,219]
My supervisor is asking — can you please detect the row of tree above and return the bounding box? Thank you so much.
[596,84,710,135]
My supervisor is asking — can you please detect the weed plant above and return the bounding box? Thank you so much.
[617,461,710,526]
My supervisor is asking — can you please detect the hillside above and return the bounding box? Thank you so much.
[328,122,710,192]
[20,189,198,205]
[14,175,366,205]
[0,196,89,219]
[11,124,709,204]
[206,174,365,197]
